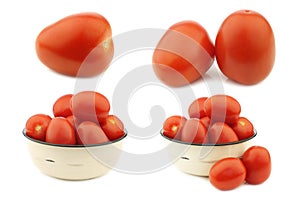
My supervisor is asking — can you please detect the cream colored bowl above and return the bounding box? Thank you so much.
[23,129,126,180]
[161,130,256,177]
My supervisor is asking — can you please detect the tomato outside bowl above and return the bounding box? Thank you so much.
[22,129,127,180]
[160,130,256,177]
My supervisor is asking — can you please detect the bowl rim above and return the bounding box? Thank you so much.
[22,128,127,148]
[160,129,257,146]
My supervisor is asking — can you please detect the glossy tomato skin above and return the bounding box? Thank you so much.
[208,122,238,144]
[46,117,76,145]
[232,117,254,140]
[188,97,208,118]
[209,157,246,190]
[36,12,114,77]
[242,146,271,184]
[100,115,125,141]
[153,21,214,87]
[181,118,208,144]
[163,115,187,140]
[53,94,73,118]
[204,95,241,124]
[70,91,110,123]
[215,10,275,85]
[76,121,109,145]
[200,116,211,130]
[25,114,52,141]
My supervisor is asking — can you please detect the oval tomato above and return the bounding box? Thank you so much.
[25,114,52,141]
[204,95,241,124]
[242,146,271,184]
[153,20,214,86]
[46,117,76,145]
[215,10,275,85]
[188,97,208,118]
[162,115,187,140]
[36,12,114,77]
[70,91,110,123]
[181,118,207,144]
[100,115,125,141]
[199,116,211,130]
[208,122,238,144]
[53,94,73,118]
[76,121,109,145]
[232,117,254,140]
[209,157,246,190]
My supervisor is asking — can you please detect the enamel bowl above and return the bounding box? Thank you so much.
[161,130,256,176]
[23,129,126,180]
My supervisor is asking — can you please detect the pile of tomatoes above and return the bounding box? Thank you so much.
[163,95,254,144]
[25,91,125,145]
[162,94,271,190]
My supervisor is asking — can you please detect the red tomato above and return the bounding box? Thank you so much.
[208,122,238,144]
[209,157,246,190]
[70,91,110,123]
[204,95,241,124]
[25,114,52,141]
[66,115,76,129]
[36,12,114,77]
[76,121,109,145]
[53,94,73,117]
[200,116,211,130]
[215,10,275,85]
[232,117,254,140]
[181,118,207,144]
[100,115,125,141]
[46,117,76,145]
[66,115,81,135]
[188,97,208,118]
[153,21,214,87]
[162,115,187,140]
[242,146,271,184]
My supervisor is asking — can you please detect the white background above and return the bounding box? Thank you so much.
[1,0,298,199]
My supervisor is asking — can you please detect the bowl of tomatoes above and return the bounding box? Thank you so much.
[161,95,257,176]
[23,91,127,180]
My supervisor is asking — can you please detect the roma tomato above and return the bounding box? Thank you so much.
[36,12,114,77]
[188,97,208,118]
[200,116,211,130]
[208,122,238,144]
[204,95,241,124]
[25,114,52,141]
[70,91,110,123]
[66,115,76,129]
[46,117,76,145]
[100,115,125,141]
[162,115,187,140]
[181,118,207,144]
[215,10,275,85]
[153,21,214,87]
[232,117,254,140]
[76,121,109,145]
[66,115,81,134]
[209,157,246,190]
[53,94,73,118]
[242,146,271,184]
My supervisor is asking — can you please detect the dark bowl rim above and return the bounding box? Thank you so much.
[22,128,127,148]
[160,129,257,146]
